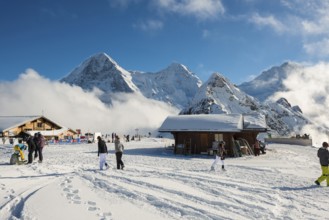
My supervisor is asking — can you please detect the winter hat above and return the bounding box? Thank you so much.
[323,142,328,147]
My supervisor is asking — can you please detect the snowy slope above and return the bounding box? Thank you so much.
[131,63,202,109]
[0,139,327,220]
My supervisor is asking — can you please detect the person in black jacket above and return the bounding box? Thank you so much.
[25,135,36,164]
[97,136,109,170]
[315,142,329,186]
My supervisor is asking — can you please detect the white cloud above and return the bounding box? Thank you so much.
[249,13,285,33]
[133,19,164,32]
[108,0,142,9]
[0,69,179,135]
[156,0,225,20]
[304,38,329,57]
[246,1,329,58]
[270,62,329,139]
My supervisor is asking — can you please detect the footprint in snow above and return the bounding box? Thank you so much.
[98,212,113,220]
[87,201,99,211]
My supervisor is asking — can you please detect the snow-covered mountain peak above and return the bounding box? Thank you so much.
[181,72,260,115]
[238,61,304,102]
[60,52,139,104]
[156,63,202,86]
[166,62,189,72]
[206,72,230,88]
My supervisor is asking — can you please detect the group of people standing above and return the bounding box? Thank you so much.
[97,135,125,171]
[25,132,45,164]
[11,132,45,164]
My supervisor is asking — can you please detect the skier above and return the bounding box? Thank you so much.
[114,136,125,170]
[211,141,227,171]
[315,142,329,186]
[97,136,109,170]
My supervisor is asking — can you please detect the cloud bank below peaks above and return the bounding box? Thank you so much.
[0,69,179,135]
[270,62,329,142]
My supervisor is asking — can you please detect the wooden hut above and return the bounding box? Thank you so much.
[158,114,267,156]
[0,115,78,141]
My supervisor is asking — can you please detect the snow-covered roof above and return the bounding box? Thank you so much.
[159,114,267,132]
[159,114,243,132]
[243,114,268,131]
[0,115,63,132]
[0,116,39,131]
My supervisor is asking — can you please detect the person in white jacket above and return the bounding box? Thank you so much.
[211,141,227,171]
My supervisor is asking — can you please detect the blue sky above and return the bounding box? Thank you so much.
[1,0,329,84]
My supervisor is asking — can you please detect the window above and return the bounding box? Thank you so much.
[214,133,223,141]
[37,123,43,128]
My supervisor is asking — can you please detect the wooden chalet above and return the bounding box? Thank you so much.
[0,115,78,141]
[158,114,268,157]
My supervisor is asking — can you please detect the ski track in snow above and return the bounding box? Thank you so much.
[0,140,328,220]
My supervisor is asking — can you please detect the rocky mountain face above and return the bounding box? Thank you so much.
[180,72,310,136]
[180,73,260,114]
[60,52,312,136]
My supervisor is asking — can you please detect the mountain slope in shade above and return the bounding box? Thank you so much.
[238,62,303,102]
[131,63,202,109]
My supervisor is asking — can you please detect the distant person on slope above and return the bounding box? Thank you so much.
[253,140,260,156]
[211,141,227,171]
[25,135,36,164]
[97,136,109,170]
[315,142,329,186]
[35,132,46,163]
[33,133,39,160]
[114,136,125,170]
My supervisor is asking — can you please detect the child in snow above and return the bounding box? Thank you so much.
[13,139,27,161]
[211,141,227,171]
[315,142,329,186]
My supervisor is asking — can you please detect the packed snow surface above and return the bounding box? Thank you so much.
[0,138,327,220]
